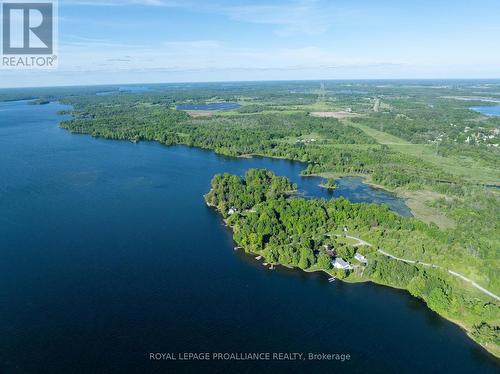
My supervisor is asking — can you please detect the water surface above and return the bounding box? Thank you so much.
[0,100,498,373]
[96,86,153,96]
[470,105,500,116]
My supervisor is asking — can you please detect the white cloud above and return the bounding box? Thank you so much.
[214,0,336,36]
[51,37,406,75]
[63,0,339,36]
[4,1,499,87]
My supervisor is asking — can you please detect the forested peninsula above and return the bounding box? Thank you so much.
[205,169,499,356]
[7,80,497,356]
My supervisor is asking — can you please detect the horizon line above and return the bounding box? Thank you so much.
[2,77,500,90]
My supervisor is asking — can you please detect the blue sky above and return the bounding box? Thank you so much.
[2,0,500,87]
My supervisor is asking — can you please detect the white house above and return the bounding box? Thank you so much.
[227,207,238,215]
[332,258,350,270]
[354,253,367,264]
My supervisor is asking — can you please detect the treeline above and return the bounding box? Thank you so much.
[61,97,466,191]
[60,104,375,155]
[351,97,499,148]
[301,144,459,188]
[365,256,499,348]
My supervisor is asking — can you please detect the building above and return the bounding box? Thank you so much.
[332,258,350,270]
[325,249,336,257]
[227,207,238,215]
[354,253,367,264]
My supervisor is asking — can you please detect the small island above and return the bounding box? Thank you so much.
[28,99,50,105]
[319,177,338,190]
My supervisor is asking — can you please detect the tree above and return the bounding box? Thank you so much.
[317,253,332,270]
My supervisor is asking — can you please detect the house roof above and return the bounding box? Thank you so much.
[333,258,350,267]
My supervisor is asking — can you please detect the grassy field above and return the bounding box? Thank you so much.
[345,120,500,185]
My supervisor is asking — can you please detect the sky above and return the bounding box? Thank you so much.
[1,0,500,88]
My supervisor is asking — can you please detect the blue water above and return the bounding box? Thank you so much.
[96,86,153,96]
[0,100,498,373]
[311,176,412,216]
[470,105,500,116]
[176,102,241,111]
[118,86,152,93]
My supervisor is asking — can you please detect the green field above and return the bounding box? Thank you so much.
[346,121,500,185]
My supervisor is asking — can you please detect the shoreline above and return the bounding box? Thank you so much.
[318,183,337,190]
[306,172,459,229]
[246,242,500,358]
[213,204,500,359]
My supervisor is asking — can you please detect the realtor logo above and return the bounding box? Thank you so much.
[1,0,58,69]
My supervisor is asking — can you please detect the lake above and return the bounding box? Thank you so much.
[470,105,500,117]
[0,100,498,373]
[96,86,153,96]
[176,102,241,111]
